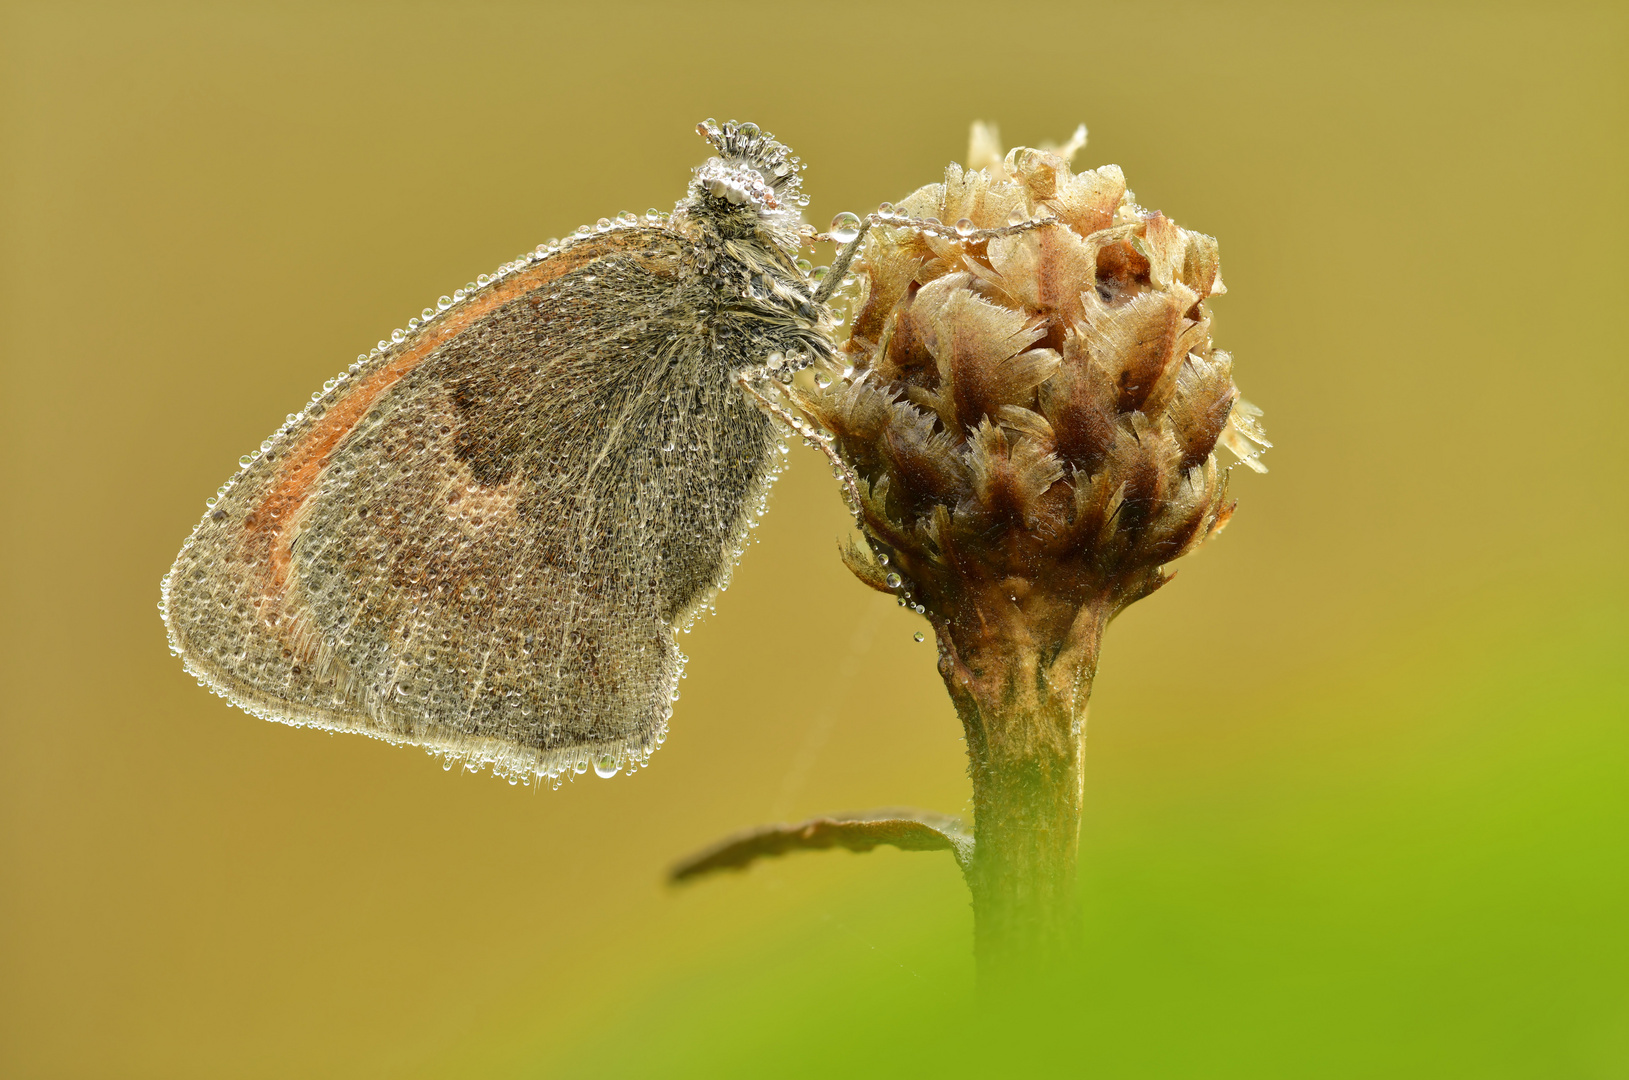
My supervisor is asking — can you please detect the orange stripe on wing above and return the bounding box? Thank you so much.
[243,230,650,599]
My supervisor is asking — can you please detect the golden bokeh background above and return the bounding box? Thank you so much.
[2,3,1624,1076]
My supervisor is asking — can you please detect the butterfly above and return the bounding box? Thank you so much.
[161,119,850,784]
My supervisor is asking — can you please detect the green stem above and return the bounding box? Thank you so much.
[938,605,1103,988]
[963,700,1087,977]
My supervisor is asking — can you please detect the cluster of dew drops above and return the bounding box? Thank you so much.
[436,649,692,790]
[872,548,930,644]
[440,734,659,790]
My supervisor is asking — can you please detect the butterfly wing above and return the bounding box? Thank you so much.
[163,228,771,779]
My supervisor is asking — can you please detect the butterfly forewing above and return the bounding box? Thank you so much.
[163,226,779,780]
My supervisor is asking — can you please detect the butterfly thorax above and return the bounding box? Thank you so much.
[668,218,836,378]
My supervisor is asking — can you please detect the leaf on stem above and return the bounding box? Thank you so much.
[669,809,972,883]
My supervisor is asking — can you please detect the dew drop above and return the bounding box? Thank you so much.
[914,631,926,643]
[617,211,637,225]
[876,201,894,216]
[1007,209,1028,226]
[596,217,613,231]
[594,755,619,779]
[885,572,903,589]
[955,217,975,237]
[829,212,862,243]
[738,121,760,139]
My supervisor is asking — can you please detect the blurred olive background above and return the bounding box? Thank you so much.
[2,2,1625,1076]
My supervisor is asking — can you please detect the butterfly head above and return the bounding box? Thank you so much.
[688,119,809,241]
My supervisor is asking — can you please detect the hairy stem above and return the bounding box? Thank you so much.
[938,602,1104,986]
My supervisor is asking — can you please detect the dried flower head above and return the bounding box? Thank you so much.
[796,125,1267,685]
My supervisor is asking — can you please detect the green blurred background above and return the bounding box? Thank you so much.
[2,2,1624,1076]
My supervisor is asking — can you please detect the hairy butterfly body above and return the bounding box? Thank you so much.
[161,120,836,783]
